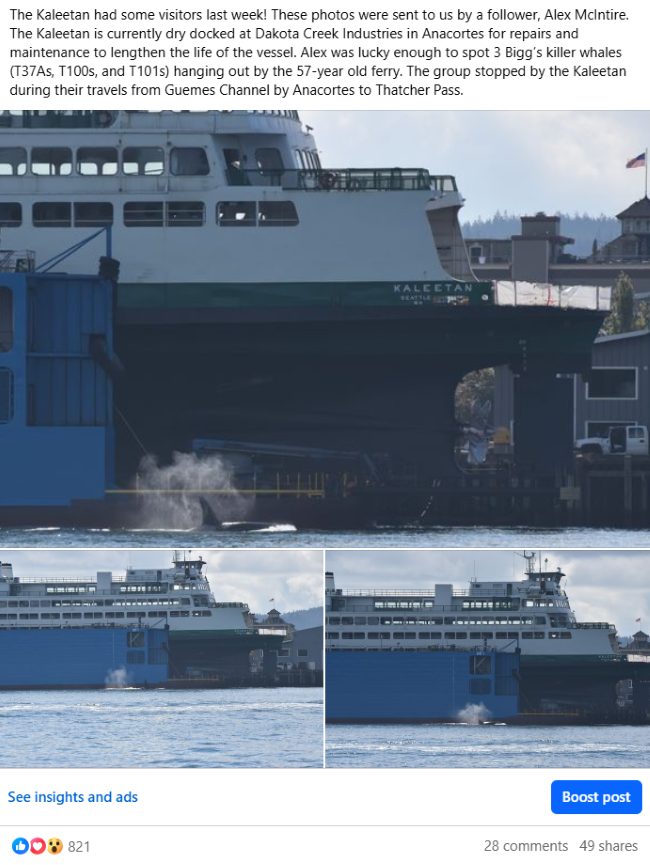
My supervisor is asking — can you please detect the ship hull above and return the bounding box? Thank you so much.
[168,629,286,677]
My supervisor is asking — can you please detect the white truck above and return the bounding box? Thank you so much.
[575,424,649,456]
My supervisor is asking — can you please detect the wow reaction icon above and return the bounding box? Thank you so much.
[47,839,63,855]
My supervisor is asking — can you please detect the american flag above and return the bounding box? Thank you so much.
[627,153,646,169]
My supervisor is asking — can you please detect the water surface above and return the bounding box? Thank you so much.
[0,688,323,768]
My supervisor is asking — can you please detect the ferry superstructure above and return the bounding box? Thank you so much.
[326,555,619,663]
[0,552,285,676]
[0,110,608,525]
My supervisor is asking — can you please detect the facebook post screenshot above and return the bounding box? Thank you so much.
[0,0,649,859]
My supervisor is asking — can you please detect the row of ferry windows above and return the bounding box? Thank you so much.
[0,201,299,228]
[0,146,208,177]
[1,598,191,607]
[326,631,574,640]
[0,610,212,620]
[327,615,569,626]
[372,599,521,611]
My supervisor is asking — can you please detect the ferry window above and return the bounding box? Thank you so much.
[0,287,13,352]
[367,632,379,640]
[431,618,443,626]
[587,368,637,399]
[534,632,545,639]
[19,613,30,620]
[124,201,164,227]
[380,617,391,625]
[341,616,353,625]
[354,633,364,639]
[354,617,367,625]
[328,617,340,625]
[342,632,354,639]
[312,151,322,169]
[77,147,118,176]
[431,632,442,639]
[380,632,391,640]
[217,201,256,227]
[444,632,455,639]
[521,632,533,639]
[418,632,431,640]
[298,649,308,656]
[114,612,124,619]
[405,632,416,639]
[123,147,164,176]
[456,632,468,640]
[0,147,27,176]
[393,632,405,640]
[31,147,73,176]
[167,201,205,227]
[549,631,560,639]
[127,631,145,648]
[94,613,102,619]
[507,632,518,639]
[392,617,404,625]
[560,632,572,639]
[33,202,72,228]
[295,149,305,170]
[83,612,94,619]
[368,617,379,625]
[326,632,339,639]
[496,632,508,639]
[535,616,546,625]
[0,368,14,422]
[0,203,22,229]
[74,202,114,227]
[444,617,454,625]
[19,601,29,607]
[255,147,284,174]
[469,656,492,675]
[170,147,209,176]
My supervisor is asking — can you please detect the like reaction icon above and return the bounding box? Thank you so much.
[31,838,47,855]
[11,838,29,855]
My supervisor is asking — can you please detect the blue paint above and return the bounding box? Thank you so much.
[0,627,169,688]
[551,780,642,814]
[326,650,519,722]
[0,272,115,506]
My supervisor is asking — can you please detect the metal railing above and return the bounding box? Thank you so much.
[226,167,447,192]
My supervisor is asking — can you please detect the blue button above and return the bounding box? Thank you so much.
[552,781,642,814]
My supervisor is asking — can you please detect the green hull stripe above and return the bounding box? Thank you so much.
[118,280,493,310]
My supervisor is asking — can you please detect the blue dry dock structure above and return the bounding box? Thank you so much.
[0,109,613,528]
[325,556,650,724]
[0,552,286,689]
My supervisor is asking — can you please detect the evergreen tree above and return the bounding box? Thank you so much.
[602,273,638,334]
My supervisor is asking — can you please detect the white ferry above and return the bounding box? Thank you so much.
[0,551,285,676]
[326,554,620,664]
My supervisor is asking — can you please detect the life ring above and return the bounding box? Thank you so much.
[97,111,116,128]
[320,171,338,191]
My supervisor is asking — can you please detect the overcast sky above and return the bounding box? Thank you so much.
[301,111,650,222]
[0,549,323,615]
[326,549,650,638]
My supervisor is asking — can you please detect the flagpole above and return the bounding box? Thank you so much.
[646,147,648,198]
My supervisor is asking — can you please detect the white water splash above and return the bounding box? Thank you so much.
[105,668,132,688]
[458,702,492,725]
[134,452,249,529]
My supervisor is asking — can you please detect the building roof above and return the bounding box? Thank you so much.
[595,328,649,345]
[617,196,650,220]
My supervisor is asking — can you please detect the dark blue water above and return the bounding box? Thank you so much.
[2,526,649,548]
[326,724,650,768]
[0,689,323,768]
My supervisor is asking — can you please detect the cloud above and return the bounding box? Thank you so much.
[301,110,650,220]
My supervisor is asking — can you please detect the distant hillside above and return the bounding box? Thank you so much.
[462,212,619,258]
[254,606,323,630]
